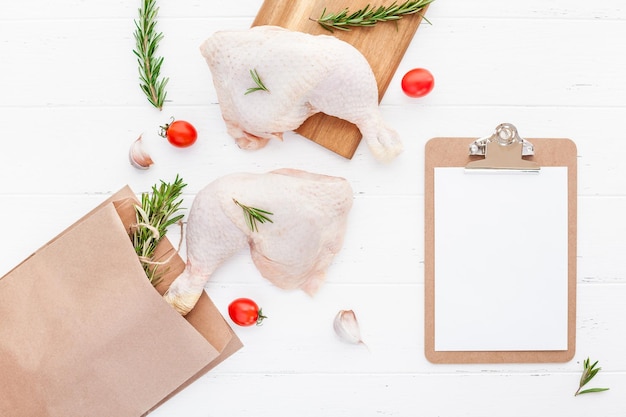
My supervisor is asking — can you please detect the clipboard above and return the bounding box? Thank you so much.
[424,123,577,363]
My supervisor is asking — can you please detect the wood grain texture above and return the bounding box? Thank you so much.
[252,0,430,158]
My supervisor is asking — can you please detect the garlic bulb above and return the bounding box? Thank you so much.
[129,134,154,169]
[333,309,366,347]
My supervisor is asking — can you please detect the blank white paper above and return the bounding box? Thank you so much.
[434,167,569,351]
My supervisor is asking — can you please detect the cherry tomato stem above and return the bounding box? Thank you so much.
[256,308,268,325]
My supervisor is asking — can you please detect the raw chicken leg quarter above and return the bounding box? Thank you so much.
[200,25,403,162]
[164,169,354,315]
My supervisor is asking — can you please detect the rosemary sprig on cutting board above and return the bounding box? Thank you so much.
[132,175,186,285]
[313,0,434,32]
[133,0,169,110]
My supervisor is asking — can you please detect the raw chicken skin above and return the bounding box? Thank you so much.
[200,25,402,162]
[164,169,353,315]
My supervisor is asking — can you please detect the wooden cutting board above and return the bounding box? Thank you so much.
[252,0,430,159]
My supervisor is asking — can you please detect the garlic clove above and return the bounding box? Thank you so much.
[129,134,154,169]
[333,309,366,347]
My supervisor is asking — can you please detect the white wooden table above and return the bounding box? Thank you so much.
[1,1,625,416]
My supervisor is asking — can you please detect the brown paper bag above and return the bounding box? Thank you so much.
[0,186,242,417]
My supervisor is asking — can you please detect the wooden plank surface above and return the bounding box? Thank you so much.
[4,1,626,415]
[252,0,430,159]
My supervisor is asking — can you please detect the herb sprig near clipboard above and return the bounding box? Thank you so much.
[575,358,610,396]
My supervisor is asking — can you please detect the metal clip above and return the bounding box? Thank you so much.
[466,123,539,171]
[469,123,534,156]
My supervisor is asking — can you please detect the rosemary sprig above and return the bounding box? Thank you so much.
[245,69,270,95]
[132,175,186,285]
[313,0,434,32]
[575,357,610,396]
[233,198,273,232]
[133,0,169,110]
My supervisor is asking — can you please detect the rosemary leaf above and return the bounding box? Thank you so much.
[245,69,270,95]
[313,0,435,32]
[131,175,187,286]
[133,0,169,110]
[574,357,609,396]
[233,198,273,232]
[578,387,610,395]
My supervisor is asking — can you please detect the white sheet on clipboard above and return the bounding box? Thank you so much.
[433,166,569,351]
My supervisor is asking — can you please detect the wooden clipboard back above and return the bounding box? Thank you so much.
[424,135,577,363]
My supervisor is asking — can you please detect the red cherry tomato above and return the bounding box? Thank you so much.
[228,298,267,326]
[401,68,434,98]
[159,118,197,147]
